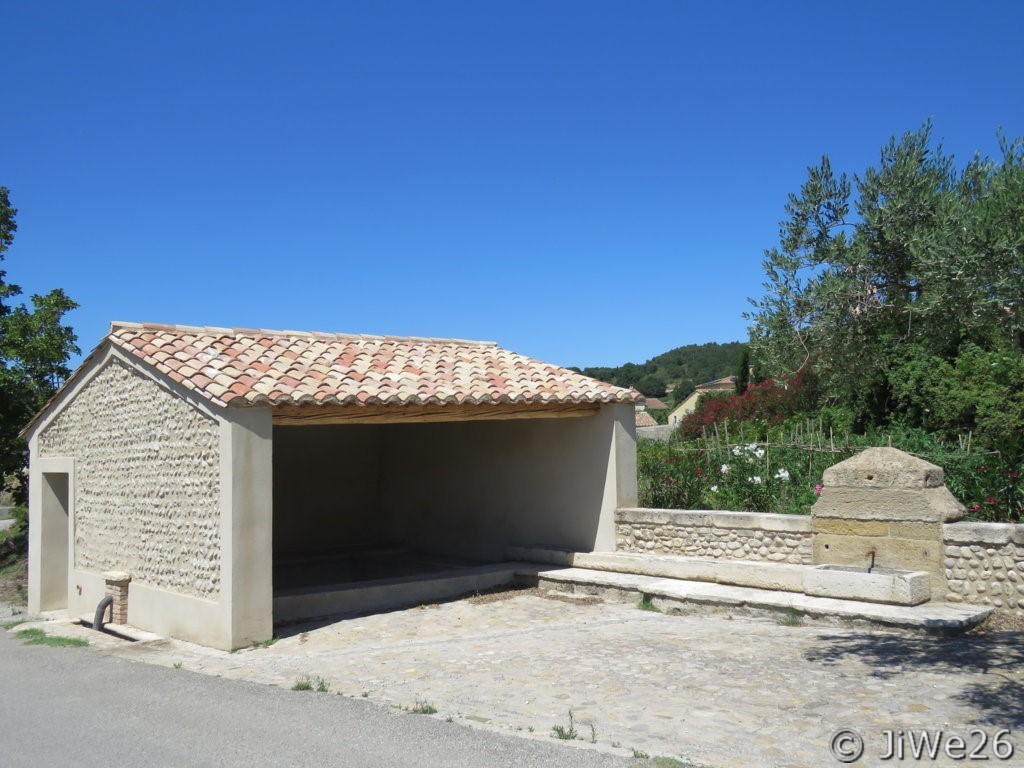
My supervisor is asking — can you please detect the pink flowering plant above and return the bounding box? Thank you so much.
[942,453,1023,523]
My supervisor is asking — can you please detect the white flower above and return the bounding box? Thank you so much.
[720,464,730,475]
[732,446,741,456]
[748,476,762,485]
[775,468,790,481]
[710,485,719,493]
[754,448,765,459]
[746,443,758,453]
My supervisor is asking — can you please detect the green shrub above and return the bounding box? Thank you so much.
[0,506,27,569]
[638,439,832,515]
[639,420,1022,521]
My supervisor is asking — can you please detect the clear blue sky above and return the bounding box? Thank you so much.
[4,1,1023,369]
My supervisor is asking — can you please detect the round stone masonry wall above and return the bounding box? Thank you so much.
[943,522,1024,618]
[615,508,812,564]
[38,358,222,601]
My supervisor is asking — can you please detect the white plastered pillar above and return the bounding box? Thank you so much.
[594,403,638,552]
[219,406,273,649]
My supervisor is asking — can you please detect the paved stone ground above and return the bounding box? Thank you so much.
[0,600,25,620]
[0,627,631,768]
[70,589,1023,768]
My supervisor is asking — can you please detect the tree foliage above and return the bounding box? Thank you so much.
[0,187,79,500]
[735,347,750,395]
[747,123,1024,453]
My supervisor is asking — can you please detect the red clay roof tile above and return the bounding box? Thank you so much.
[635,410,659,428]
[102,322,640,410]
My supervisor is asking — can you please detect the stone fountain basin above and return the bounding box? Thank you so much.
[803,565,931,606]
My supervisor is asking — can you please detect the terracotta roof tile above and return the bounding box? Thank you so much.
[104,322,640,410]
[635,410,659,428]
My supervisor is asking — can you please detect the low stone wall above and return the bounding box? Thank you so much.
[615,508,813,564]
[943,522,1024,618]
[636,425,674,442]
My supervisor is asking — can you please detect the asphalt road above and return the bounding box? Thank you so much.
[0,630,631,768]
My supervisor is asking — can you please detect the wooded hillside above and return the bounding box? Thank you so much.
[573,341,746,399]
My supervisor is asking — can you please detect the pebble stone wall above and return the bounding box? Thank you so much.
[943,522,1024,618]
[38,359,222,600]
[615,508,813,565]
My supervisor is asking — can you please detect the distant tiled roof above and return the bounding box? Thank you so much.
[643,397,669,410]
[695,375,737,391]
[635,411,658,428]
[103,322,640,409]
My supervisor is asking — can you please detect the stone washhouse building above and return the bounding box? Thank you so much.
[23,322,639,650]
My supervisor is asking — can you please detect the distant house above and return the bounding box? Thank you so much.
[635,410,658,428]
[668,376,737,425]
[641,397,669,412]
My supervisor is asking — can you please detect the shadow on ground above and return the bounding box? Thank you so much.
[805,630,1024,727]
[270,583,540,640]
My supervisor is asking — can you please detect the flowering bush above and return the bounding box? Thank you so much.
[676,368,819,441]
[707,442,824,513]
[639,422,1023,522]
[937,453,1022,523]
[637,444,712,509]
[637,440,834,514]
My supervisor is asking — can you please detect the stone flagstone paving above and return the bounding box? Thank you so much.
[92,591,1023,767]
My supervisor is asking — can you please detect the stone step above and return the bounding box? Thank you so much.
[523,566,991,634]
[73,614,164,643]
[507,546,807,591]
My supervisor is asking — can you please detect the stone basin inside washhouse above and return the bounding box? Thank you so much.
[803,564,931,606]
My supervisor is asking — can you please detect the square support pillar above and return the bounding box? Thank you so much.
[103,571,131,625]
[219,407,274,650]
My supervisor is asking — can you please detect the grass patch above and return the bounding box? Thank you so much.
[774,608,804,627]
[2,618,26,630]
[406,698,437,715]
[231,635,280,654]
[551,709,579,740]
[630,757,706,768]
[15,628,88,648]
[638,595,661,613]
[173,662,183,669]
[292,675,329,692]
